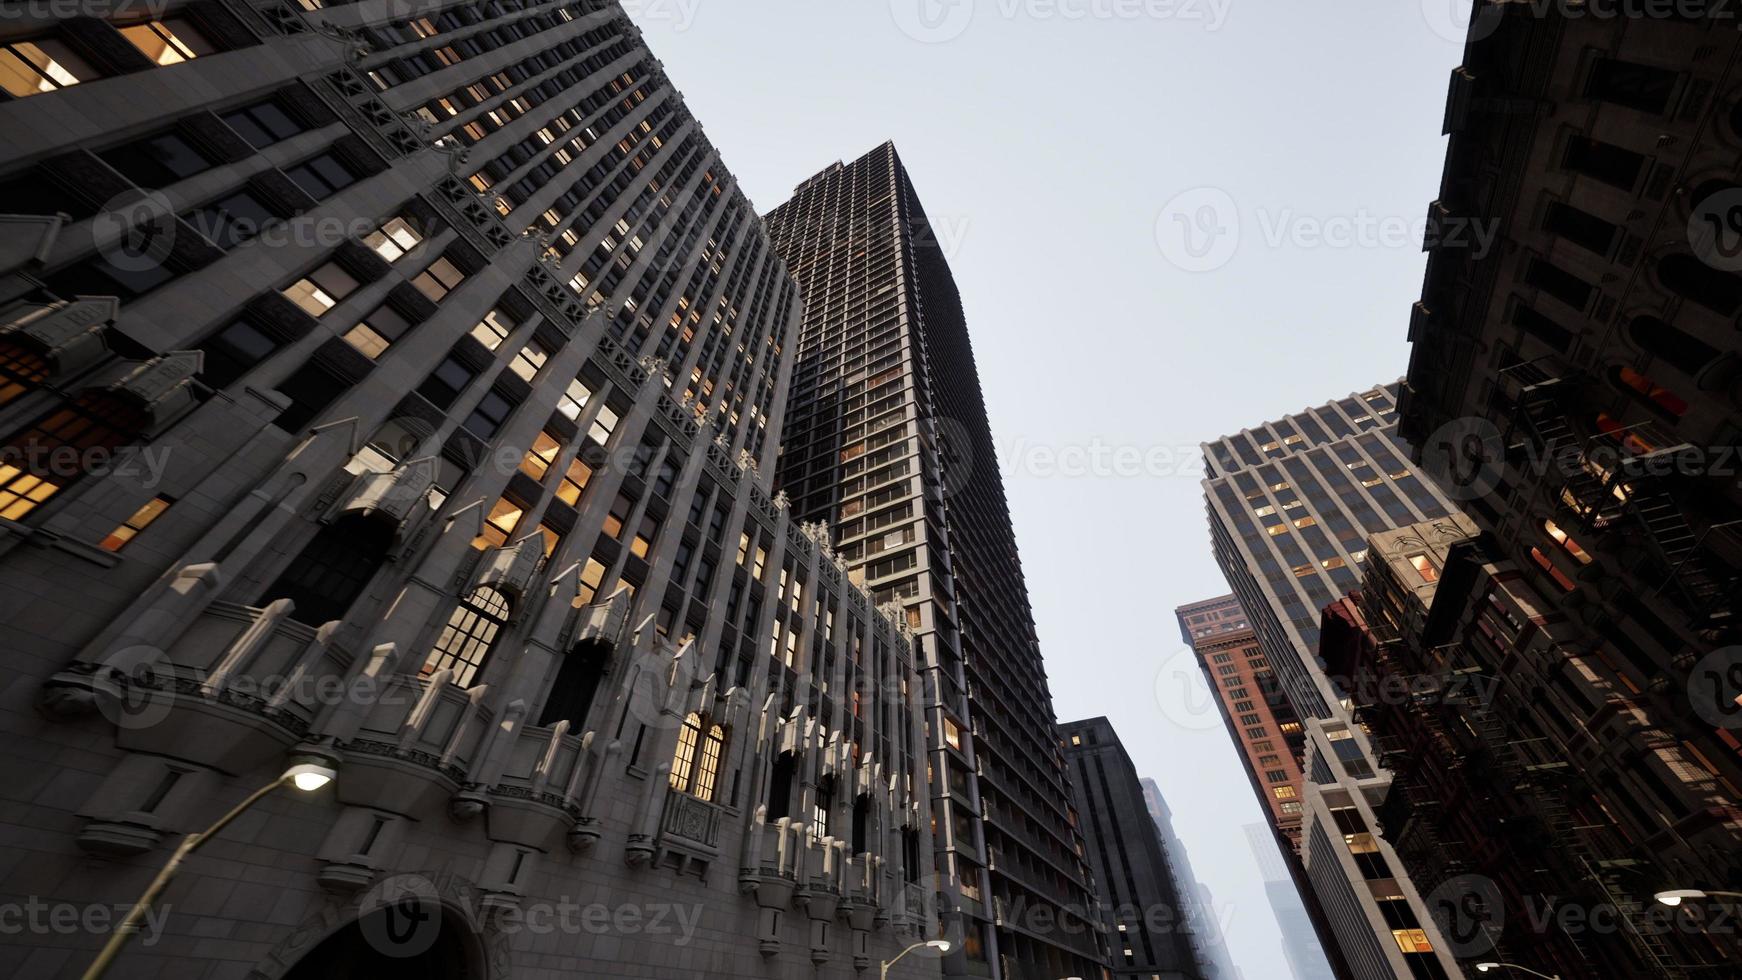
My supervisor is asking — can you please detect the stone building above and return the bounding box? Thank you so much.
[0,2,946,977]
[1397,3,1742,977]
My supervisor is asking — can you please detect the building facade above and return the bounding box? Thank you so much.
[1200,388,1465,979]
[766,143,1103,980]
[1063,718,1204,980]
[1395,4,1742,978]
[1175,596,1307,851]
[0,3,947,978]
[1141,777,1239,980]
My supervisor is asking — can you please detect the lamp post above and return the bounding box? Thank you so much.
[881,938,951,979]
[81,759,337,980]
[1655,889,1742,907]
[1475,963,1559,979]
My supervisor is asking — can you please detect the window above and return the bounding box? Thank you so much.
[100,495,172,551]
[1531,547,1578,592]
[0,392,146,521]
[669,713,727,801]
[0,38,97,97]
[0,339,47,407]
[463,390,514,439]
[411,256,465,302]
[1272,785,1296,800]
[283,262,359,317]
[1628,315,1717,376]
[556,456,592,505]
[520,431,562,480]
[1543,201,1618,256]
[343,305,411,359]
[200,319,279,388]
[1562,136,1645,190]
[1544,519,1593,565]
[510,342,547,382]
[102,132,213,188]
[423,585,512,686]
[363,217,423,262]
[475,496,523,549]
[574,557,607,605]
[284,153,358,200]
[417,356,474,409]
[1392,929,1434,955]
[1611,366,1687,419]
[188,190,277,249]
[261,514,394,625]
[221,99,305,149]
[1409,554,1439,582]
[119,19,214,65]
[469,309,516,350]
[557,378,592,419]
[1585,58,1677,115]
[588,404,619,445]
[274,358,349,431]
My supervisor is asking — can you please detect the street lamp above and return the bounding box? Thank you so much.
[1475,964,1559,979]
[1655,889,1742,907]
[81,757,338,980]
[881,938,951,979]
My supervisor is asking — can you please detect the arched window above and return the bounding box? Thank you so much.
[1659,254,1742,316]
[263,514,395,625]
[669,712,727,801]
[1543,519,1593,565]
[0,390,147,521]
[1628,316,1718,377]
[1609,366,1688,419]
[423,585,511,686]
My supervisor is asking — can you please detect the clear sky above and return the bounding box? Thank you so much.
[629,2,1470,975]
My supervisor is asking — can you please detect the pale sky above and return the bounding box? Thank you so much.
[629,2,1472,975]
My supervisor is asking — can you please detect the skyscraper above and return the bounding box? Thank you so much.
[767,143,1102,980]
[1141,777,1239,980]
[1175,595,1307,851]
[1064,718,1204,980]
[1200,387,1464,979]
[0,3,942,977]
[1391,5,1742,976]
[1243,825,1337,980]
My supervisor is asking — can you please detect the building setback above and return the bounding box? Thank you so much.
[1200,386,1464,980]
[1389,5,1742,978]
[1064,718,1204,980]
[0,3,947,978]
[766,142,1103,980]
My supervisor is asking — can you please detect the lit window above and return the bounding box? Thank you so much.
[574,557,607,606]
[557,457,592,506]
[343,305,410,359]
[100,496,172,551]
[589,404,619,445]
[474,497,523,550]
[670,714,727,801]
[1293,515,1317,528]
[510,342,547,382]
[469,308,516,350]
[1530,547,1577,592]
[1409,554,1439,582]
[1273,785,1296,800]
[0,39,97,96]
[411,256,465,302]
[1544,519,1593,565]
[364,217,424,262]
[1391,929,1434,954]
[120,19,214,65]
[557,378,592,419]
[520,431,562,480]
[283,263,359,317]
[943,718,962,751]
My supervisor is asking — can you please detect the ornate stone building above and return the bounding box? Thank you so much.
[0,2,943,977]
